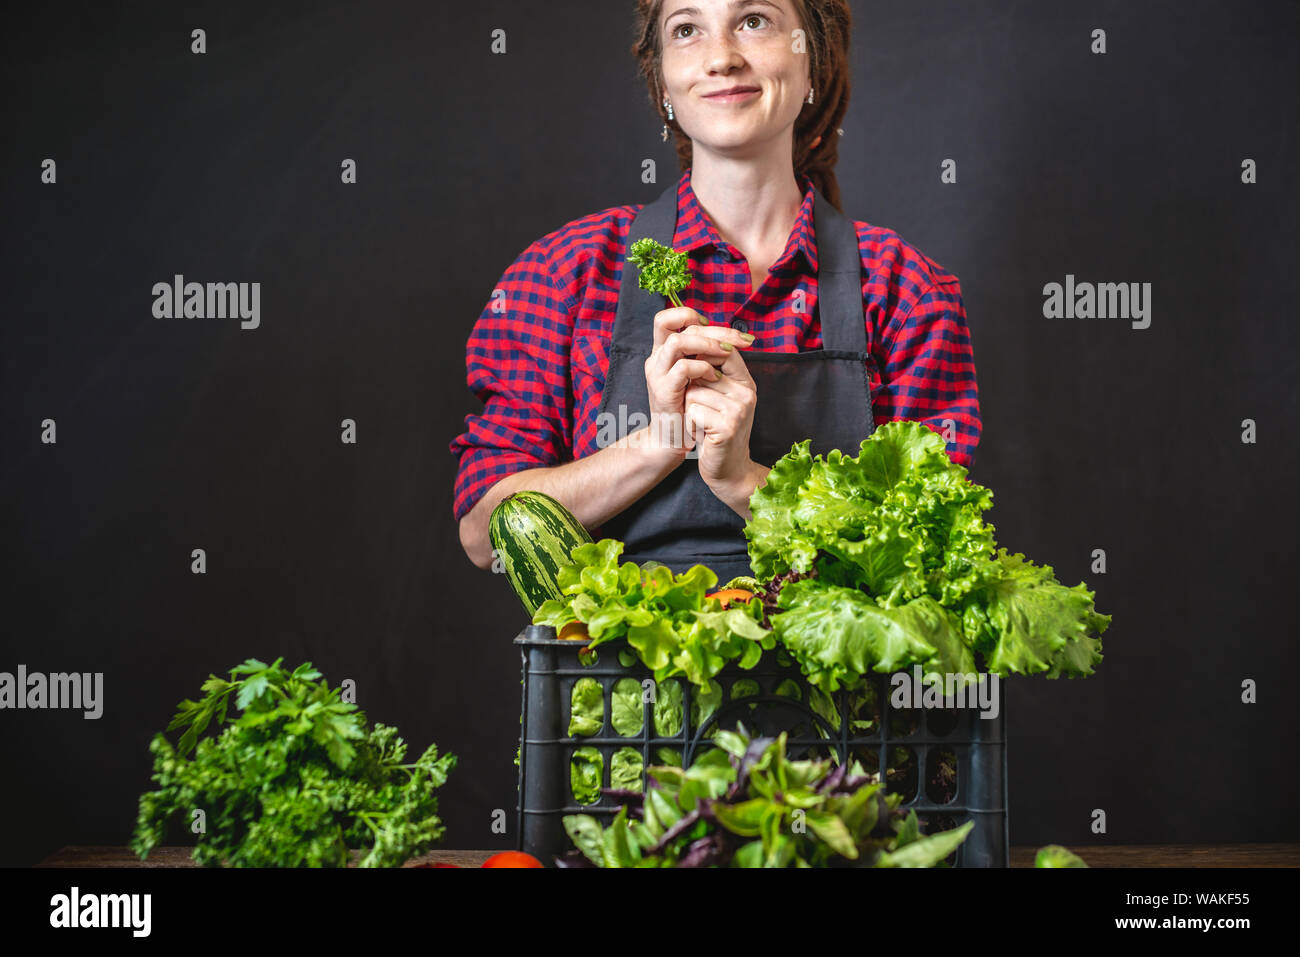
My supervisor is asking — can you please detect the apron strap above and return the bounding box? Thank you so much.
[813,187,868,354]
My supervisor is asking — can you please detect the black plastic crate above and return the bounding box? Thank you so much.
[516,624,1009,867]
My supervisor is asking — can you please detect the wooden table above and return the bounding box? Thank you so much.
[37,844,1300,867]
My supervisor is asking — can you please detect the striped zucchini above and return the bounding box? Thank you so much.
[489,490,594,616]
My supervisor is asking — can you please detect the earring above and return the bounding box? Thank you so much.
[807,87,814,105]
[662,99,673,141]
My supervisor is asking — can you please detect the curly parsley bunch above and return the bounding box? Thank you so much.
[628,237,692,308]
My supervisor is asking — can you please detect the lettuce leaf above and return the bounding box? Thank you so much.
[653,680,683,737]
[568,677,604,737]
[960,549,1111,677]
[610,747,644,793]
[772,579,976,693]
[534,538,776,689]
[570,747,603,806]
[611,678,644,737]
[691,679,722,737]
[747,424,998,609]
[750,421,1111,682]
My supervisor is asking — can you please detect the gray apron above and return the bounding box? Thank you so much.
[592,180,875,585]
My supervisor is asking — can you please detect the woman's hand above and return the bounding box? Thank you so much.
[644,306,752,454]
[682,342,767,514]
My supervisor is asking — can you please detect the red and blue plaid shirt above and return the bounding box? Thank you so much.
[449,169,981,522]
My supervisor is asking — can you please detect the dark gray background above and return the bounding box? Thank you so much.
[1,0,1296,867]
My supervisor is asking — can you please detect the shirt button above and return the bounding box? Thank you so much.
[730,318,749,333]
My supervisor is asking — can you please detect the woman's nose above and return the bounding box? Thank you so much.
[703,32,745,74]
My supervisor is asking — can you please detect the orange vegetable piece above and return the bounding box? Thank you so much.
[705,588,755,609]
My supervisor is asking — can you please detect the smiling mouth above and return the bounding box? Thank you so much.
[702,88,760,103]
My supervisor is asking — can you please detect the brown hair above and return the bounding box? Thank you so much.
[631,0,853,211]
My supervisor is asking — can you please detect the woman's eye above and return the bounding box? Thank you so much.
[670,13,767,39]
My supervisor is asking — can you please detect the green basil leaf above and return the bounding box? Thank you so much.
[712,798,768,837]
[877,820,973,868]
[562,814,606,867]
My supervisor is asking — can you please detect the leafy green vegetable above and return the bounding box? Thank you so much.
[571,747,604,806]
[773,581,975,693]
[557,727,971,868]
[611,747,644,792]
[775,678,803,700]
[1035,844,1088,867]
[653,679,683,737]
[568,677,604,736]
[131,658,455,868]
[691,679,722,739]
[655,747,683,767]
[627,237,692,309]
[533,538,776,689]
[969,550,1110,678]
[809,684,878,739]
[563,814,606,867]
[611,678,644,736]
[749,421,1111,684]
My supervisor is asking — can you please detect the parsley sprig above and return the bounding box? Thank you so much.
[131,657,456,868]
[628,237,692,308]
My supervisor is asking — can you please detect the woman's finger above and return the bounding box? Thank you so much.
[685,399,726,441]
[651,330,737,374]
[664,357,722,391]
[683,384,724,414]
[652,307,709,350]
[680,324,754,355]
[699,345,757,392]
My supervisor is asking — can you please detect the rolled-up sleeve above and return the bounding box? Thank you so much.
[448,239,575,522]
[873,276,982,468]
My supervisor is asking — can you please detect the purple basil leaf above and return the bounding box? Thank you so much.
[648,807,702,855]
[554,849,596,868]
[678,833,725,868]
[601,787,646,814]
[737,735,775,784]
[818,761,848,794]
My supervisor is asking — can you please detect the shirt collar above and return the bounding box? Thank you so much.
[673,169,819,272]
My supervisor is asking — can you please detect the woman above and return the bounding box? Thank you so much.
[451,0,981,585]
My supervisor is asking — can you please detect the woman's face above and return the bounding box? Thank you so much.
[659,0,809,157]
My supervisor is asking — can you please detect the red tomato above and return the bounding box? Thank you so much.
[481,851,544,868]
